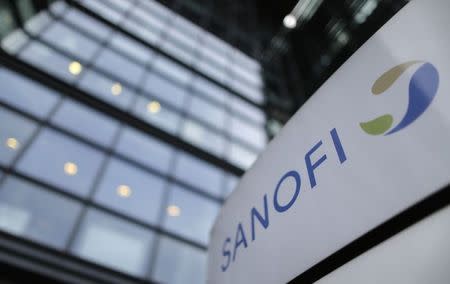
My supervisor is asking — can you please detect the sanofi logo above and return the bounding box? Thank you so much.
[360,61,439,135]
[220,128,347,272]
[218,61,439,273]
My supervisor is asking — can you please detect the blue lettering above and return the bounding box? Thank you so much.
[273,171,301,212]
[233,223,248,261]
[330,128,347,164]
[251,194,269,241]
[305,141,327,188]
[220,128,348,271]
[221,237,232,272]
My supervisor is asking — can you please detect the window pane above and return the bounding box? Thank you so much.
[1,29,28,54]
[195,59,227,83]
[77,70,135,110]
[152,236,207,284]
[144,72,188,109]
[160,39,194,66]
[123,18,160,44]
[229,117,267,150]
[203,33,231,55]
[232,48,261,72]
[135,0,172,20]
[94,158,166,225]
[227,142,258,170]
[64,8,112,41]
[24,10,51,36]
[110,32,154,63]
[41,22,100,62]
[0,176,81,249]
[71,209,155,277]
[224,174,239,198]
[180,119,226,156]
[79,0,124,24]
[166,25,198,50]
[19,41,83,83]
[0,107,37,167]
[16,129,105,198]
[49,0,68,16]
[173,152,223,197]
[171,15,202,39]
[162,185,220,245]
[50,99,120,148]
[231,64,262,88]
[0,68,60,119]
[152,56,193,86]
[93,48,145,87]
[192,76,229,105]
[188,96,226,130]
[104,0,134,12]
[230,78,264,104]
[115,127,174,173]
[129,5,167,32]
[230,96,265,124]
[199,45,230,69]
[133,96,180,135]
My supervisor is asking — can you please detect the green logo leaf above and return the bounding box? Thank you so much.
[359,114,394,135]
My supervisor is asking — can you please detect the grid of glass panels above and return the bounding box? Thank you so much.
[0,67,233,281]
[2,0,267,170]
[0,0,264,282]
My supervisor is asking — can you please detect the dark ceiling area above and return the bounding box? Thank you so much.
[157,0,411,128]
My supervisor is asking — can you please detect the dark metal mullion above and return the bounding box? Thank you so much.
[145,145,180,279]
[8,0,24,28]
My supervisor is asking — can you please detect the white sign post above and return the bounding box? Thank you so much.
[208,0,450,282]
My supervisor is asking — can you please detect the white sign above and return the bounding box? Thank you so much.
[208,0,450,283]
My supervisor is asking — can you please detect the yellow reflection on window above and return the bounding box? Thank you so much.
[166,205,181,217]
[117,185,132,198]
[146,101,161,114]
[68,61,83,75]
[5,137,19,150]
[64,162,78,176]
[111,83,122,96]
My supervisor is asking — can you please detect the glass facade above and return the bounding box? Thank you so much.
[0,0,267,283]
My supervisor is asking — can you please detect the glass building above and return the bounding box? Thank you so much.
[0,0,268,283]
[0,0,411,283]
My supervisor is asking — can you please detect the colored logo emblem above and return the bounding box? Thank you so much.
[360,61,439,135]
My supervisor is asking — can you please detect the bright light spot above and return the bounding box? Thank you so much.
[283,14,297,29]
[167,205,181,217]
[68,61,83,75]
[64,162,78,176]
[111,83,122,96]
[5,137,19,150]
[117,185,132,198]
[147,101,161,114]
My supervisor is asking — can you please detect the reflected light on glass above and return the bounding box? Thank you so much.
[64,162,78,176]
[111,83,122,96]
[5,137,19,150]
[68,61,83,75]
[166,205,181,217]
[283,14,297,29]
[146,101,161,114]
[117,185,132,198]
